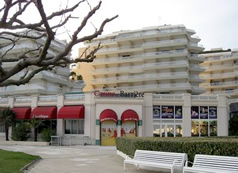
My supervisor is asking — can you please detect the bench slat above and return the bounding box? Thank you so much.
[124,150,187,172]
[183,154,238,173]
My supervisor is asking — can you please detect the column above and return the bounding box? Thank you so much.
[117,120,121,137]
[217,95,228,136]
[56,94,64,136]
[182,94,191,137]
[143,93,153,136]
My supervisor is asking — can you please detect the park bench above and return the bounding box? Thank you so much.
[124,150,187,173]
[183,154,238,173]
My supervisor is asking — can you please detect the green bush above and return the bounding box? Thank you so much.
[116,137,238,162]
[11,123,31,141]
[40,128,56,142]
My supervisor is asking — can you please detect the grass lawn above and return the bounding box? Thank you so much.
[0,149,40,173]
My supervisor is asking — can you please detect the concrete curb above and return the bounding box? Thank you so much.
[20,157,42,173]
[0,141,49,146]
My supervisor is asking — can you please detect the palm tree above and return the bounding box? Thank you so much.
[28,117,42,141]
[0,107,15,141]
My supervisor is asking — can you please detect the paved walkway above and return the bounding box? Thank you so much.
[0,145,167,173]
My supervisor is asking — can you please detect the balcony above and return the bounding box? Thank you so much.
[200,72,238,80]
[143,60,188,70]
[90,72,189,85]
[93,49,188,65]
[92,65,143,75]
[201,80,238,88]
[96,38,187,55]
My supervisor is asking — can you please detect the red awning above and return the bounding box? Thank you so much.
[12,107,31,120]
[31,107,57,119]
[58,106,84,119]
[121,109,139,122]
[100,109,117,122]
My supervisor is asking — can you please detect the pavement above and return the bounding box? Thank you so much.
[0,145,167,173]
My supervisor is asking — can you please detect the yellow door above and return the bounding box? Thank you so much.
[101,121,117,146]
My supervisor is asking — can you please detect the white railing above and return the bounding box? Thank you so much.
[38,95,57,102]
[91,72,189,83]
[64,94,85,100]
[15,97,32,103]
[191,95,217,100]
[0,97,8,104]
[153,94,183,99]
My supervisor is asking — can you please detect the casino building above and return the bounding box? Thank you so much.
[0,92,228,146]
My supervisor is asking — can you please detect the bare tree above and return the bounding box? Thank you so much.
[0,0,118,87]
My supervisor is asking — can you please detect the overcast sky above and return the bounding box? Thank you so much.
[2,0,238,53]
[95,0,238,51]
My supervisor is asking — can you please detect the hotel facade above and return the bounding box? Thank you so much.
[77,25,205,94]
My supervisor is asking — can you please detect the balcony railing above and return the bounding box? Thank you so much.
[91,72,189,84]
[93,49,188,65]
[191,95,217,100]
[15,97,32,103]
[0,97,8,104]
[38,95,57,102]
[64,94,85,100]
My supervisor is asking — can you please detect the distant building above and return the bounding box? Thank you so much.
[200,48,238,98]
[199,48,238,117]
[0,32,84,96]
[77,24,205,94]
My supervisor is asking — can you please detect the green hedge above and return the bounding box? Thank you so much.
[116,137,238,162]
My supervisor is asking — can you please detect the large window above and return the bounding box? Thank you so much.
[153,105,183,137]
[191,106,217,137]
[65,120,84,134]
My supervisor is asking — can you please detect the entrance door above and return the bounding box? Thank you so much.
[101,120,117,146]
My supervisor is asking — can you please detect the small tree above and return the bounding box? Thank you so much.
[12,122,31,141]
[0,107,15,141]
[28,117,42,141]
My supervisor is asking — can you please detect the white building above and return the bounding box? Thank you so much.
[199,48,238,117]
[77,24,205,94]
[200,48,238,98]
[0,92,229,145]
[0,32,84,96]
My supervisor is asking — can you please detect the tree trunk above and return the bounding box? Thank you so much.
[5,126,9,141]
[34,128,38,141]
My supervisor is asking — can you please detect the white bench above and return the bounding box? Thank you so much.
[183,154,238,173]
[124,150,187,173]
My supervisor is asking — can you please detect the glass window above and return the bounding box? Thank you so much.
[153,124,160,137]
[200,120,208,136]
[176,124,182,137]
[191,106,217,137]
[191,120,199,136]
[210,120,217,136]
[65,120,84,134]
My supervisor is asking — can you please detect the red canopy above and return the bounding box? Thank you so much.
[100,109,117,122]
[12,107,31,120]
[31,107,57,119]
[58,106,84,119]
[121,109,139,122]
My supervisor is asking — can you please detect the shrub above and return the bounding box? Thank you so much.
[41,128,56,142]
[11,123,31,141]
[116,137,238,162]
